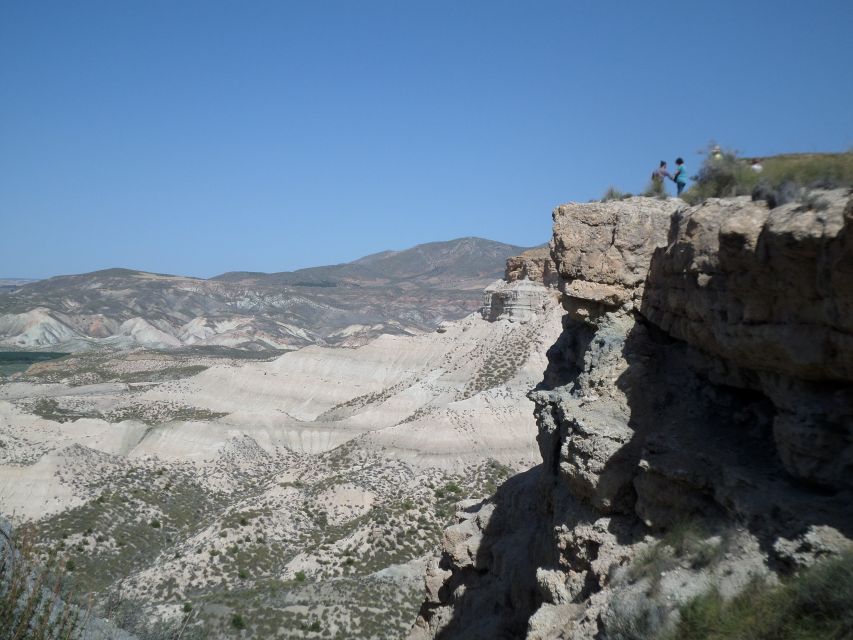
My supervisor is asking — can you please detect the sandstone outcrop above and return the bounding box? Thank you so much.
[410,190,853,640]
[551,197,682,308]
[482,247,560,323]
[505,246,560,288]
[481,279,554,323]
[641,192,853,490]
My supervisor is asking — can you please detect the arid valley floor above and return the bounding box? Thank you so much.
[0,275,560,638]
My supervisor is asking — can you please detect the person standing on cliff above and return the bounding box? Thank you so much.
[673,157,688,196]
[652,160,672,184]
[651,160,672,196]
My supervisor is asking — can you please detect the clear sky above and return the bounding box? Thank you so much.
[2,1,852,279]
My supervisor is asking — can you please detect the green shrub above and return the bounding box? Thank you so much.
[683,148,853,205]
[231,613,246,630]
[602,186,633,201]
[295,571,306,582]
[665,552,853,640]
[682,148,756,203]
[444,481,461,495]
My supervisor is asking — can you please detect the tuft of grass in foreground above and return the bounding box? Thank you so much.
[601,186,634,201]
[665,552,853,640]
[0,528,83,640]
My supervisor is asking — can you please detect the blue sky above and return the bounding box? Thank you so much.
[2,1,852,279]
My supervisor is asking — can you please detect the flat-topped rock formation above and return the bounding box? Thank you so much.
[482,246,559,323]
[410,190,853,639]
[481,279,554,323]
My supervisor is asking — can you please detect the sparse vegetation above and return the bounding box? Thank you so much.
[682,148,853,205]
[642,176,669,199]
[628,519,726,593]
[461,326,536,398]
[0,528,83,640]
[230,613,246,630]
[664,552,853,640]
[601,186,633,201]
[3,312,537,638]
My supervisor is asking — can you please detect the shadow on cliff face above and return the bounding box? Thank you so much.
[418,311,625,639]
[605,288,853,571]
[424,466,548,640]
[419,299,851,638]
[415,195,852,639]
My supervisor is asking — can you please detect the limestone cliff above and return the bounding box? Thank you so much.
[504,246,560,288]
[409,192,853,639]
[482,247,559,323]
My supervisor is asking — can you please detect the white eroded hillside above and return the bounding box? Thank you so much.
[0,279,560,638]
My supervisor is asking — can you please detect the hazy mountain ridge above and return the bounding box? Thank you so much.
[0,238,532,351]
[212,237,528,288]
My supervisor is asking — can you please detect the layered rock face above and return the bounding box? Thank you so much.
[482,247,560,323]
[481,280,554,323]
[410,192,853,640]
[641,194,853,490]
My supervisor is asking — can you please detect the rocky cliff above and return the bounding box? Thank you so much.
[409,191,853,639]
[504,247,560,288]
[482,247,559,323]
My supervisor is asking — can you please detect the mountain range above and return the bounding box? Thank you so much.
[0,237,531,351]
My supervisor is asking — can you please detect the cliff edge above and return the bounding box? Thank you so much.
[409,191,853,639]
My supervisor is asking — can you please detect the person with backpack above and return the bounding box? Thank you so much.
[673,157,688,195]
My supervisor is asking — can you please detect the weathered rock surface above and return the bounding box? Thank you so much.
[505,246,560,288]
[552,197,682,308]
[411,191,853,640]
[485,246,561,323]
[642,192,852,382]
[481,279,555,323]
